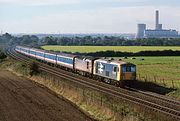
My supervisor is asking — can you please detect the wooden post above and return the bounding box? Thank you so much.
[145,75,147,82]
[159,78,161,84]
[58,79,60,86]
[139,74,141,80]
[53,77,55,85]
[91,92,93,103]
[172,80,174,88]
[154,76,156,83]
[101,96,103,106]
[111,103,114,110]
[83,88,85,97]
[44,74,46,80]
[163,79,165,86]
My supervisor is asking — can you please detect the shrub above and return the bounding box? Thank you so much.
[0,50,7,59]
[29,62,39,76]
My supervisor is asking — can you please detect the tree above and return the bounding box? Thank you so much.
[41,36,57,45]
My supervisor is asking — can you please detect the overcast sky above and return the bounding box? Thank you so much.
[0,0,180,34]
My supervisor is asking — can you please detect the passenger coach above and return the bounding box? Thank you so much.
[56,53,76,70]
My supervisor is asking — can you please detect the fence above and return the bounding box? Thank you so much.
[137,73,180,89]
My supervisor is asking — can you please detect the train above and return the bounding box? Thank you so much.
[15,46,136,86]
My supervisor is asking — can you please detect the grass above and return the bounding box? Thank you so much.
[42,46,180,53]
[119,56,180,89]
[167,89,180,99]
[0,58,30,76]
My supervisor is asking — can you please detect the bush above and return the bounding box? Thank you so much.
[29,62,39,76]
[0,50,7,59]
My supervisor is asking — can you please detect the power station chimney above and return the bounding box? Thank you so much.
[155,10,159,30]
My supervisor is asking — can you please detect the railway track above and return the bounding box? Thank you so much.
[5,47,180,120]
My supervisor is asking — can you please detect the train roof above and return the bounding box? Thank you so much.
[95,59,135,66]
[30,48,46,53]
[57,53,77,58]
[76,56,99,60]
[17,46,76,57]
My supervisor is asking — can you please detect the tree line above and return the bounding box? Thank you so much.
[1,33,180,46]
[0,33,180,56]
[52,49,180,57]
[79,50,180,57]
[39,35,180,46]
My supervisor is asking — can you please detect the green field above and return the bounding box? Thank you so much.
[120,56,180,88]
[42,46,180,53]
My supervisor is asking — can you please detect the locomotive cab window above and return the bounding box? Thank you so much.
[122,65,136,72]
[126,66,131,72]
[131,66,136,72]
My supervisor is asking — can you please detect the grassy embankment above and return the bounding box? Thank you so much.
[0,56,174,121]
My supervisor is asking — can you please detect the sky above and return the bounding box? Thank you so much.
[0,0,180,34]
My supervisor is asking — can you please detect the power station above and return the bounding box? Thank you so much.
[136,10,179,38]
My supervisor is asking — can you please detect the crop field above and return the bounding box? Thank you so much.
[42,46,180,53]
[120,56,180,88]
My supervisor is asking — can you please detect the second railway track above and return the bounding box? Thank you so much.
[5,47,180,120]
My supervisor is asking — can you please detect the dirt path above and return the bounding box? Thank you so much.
[0,70,94,121]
